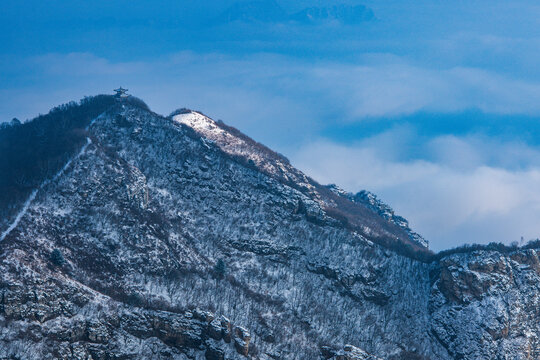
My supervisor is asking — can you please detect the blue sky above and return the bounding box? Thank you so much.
[2,0,540,250]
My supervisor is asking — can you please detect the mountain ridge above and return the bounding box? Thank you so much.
[215,1,375,26]
[1,95,539,359]
[2,97,424,256]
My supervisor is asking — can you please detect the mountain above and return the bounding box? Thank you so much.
[290,5,375,25]
[216,2,374,26]
[1,95,539,359]
[215,0,287,24]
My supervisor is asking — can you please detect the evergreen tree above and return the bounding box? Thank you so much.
[50,249,66,266]
[214,258,226,279]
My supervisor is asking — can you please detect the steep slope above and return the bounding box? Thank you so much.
[1,98,539,360]
[430,249,540,359]
[171,109,427,256]
[0,96,117,233]
[325,185,428,248]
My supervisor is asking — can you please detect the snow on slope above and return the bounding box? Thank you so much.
[0,138,93,242]
[0,189,38,242]
[2,103,539,359]
[173,110,318,196]
[172,110,427,250]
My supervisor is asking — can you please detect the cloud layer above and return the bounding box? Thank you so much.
[290,133,540,251]
[5,52,540,126]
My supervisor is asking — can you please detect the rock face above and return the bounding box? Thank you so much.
[322,344,384,360]
[0,97,539,359]
[430,250,540,359]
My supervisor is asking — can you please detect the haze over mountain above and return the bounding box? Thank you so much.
[1,95,539,359]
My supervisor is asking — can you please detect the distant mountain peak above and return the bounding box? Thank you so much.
[216,1,375,25]
[216,0,287,24]
[290,4,375,25]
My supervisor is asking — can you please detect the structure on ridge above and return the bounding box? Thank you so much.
[114,87,129,99]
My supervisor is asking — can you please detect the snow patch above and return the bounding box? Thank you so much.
[173,111,317,194]
[0,189,38,242]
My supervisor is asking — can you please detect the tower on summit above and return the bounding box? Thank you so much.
[114,87,129,99]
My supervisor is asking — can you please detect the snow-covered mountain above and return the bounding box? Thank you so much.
[1,95,539,359]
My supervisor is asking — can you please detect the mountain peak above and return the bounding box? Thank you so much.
[216,0,287,24]
[290,4,375,25]
[2,95,540,360]
[171,109,298,181]
[215,1,375,26]
[170,108,430,253]
[172,110,234,148]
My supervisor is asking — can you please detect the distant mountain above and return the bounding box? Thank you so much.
[1,95,539,359]
[216,1,375,25]
[290,4,375,25]
[216,0,287,24]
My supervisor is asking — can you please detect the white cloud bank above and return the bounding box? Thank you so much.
[312,63,540,118]
[5,52,540,122]
[291,135,540,251]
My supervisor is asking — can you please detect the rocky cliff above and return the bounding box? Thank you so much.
[0,96,538,359]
